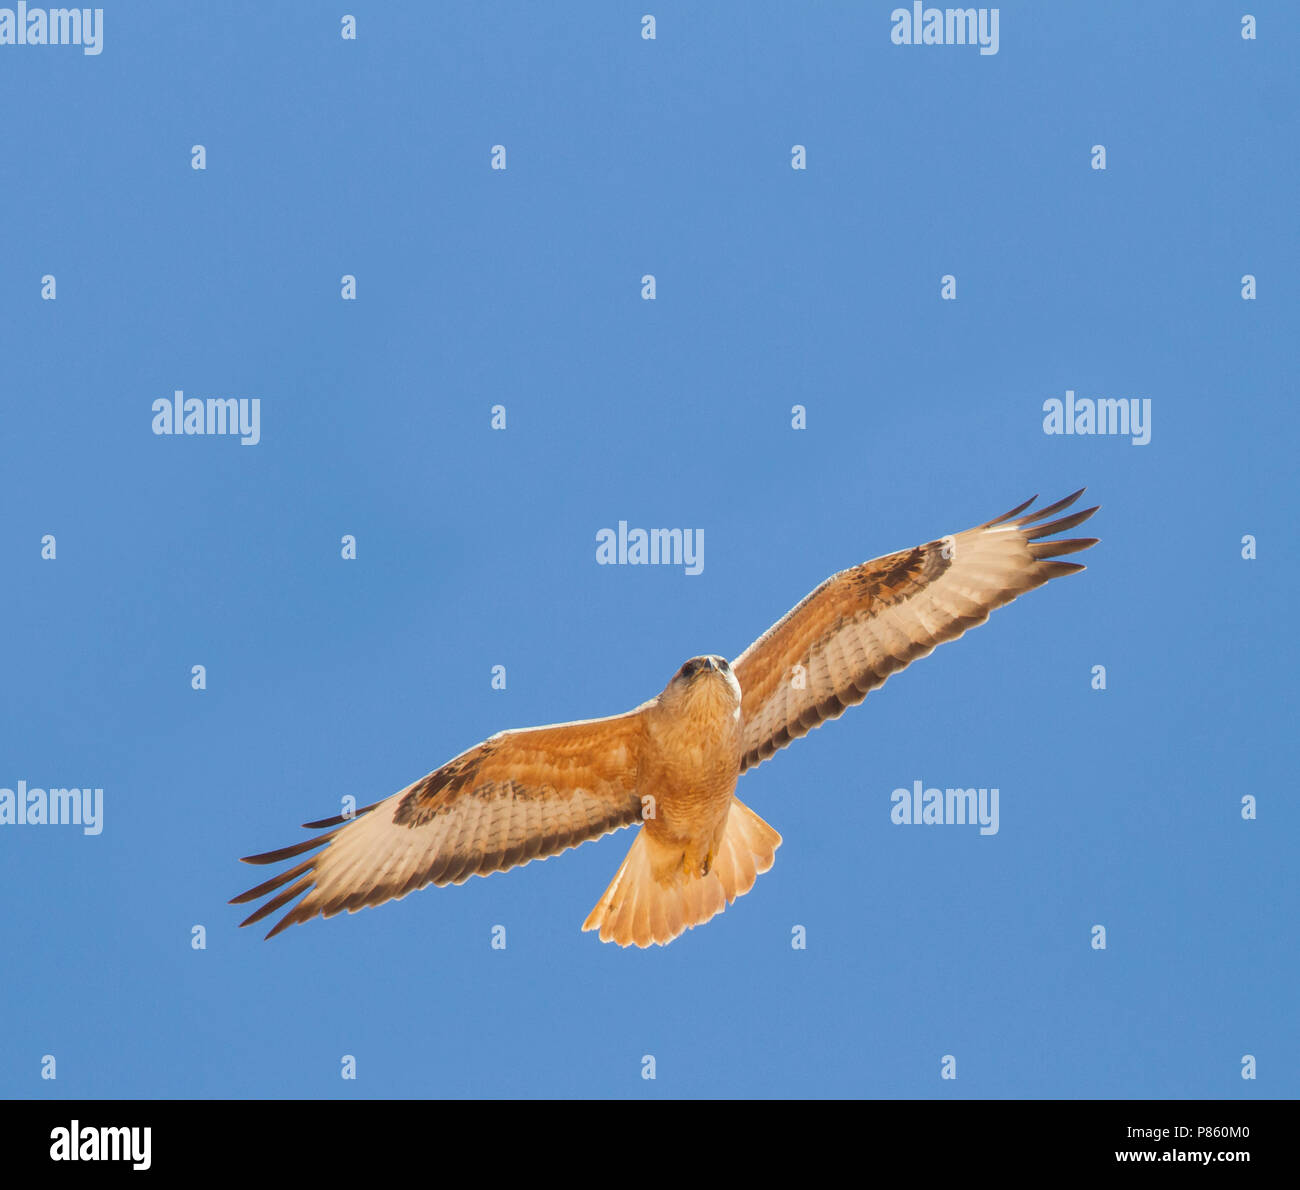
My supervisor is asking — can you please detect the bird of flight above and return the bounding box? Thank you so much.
[233,490,1098,947]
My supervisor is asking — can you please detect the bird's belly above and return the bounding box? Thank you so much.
[640,748,739,855]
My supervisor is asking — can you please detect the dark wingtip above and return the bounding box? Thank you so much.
[302,799,381,830]
[264,912,300,941]
[1023,505,1100,542]
[1039,560,1087,578]
[1014,488,1088,528]
[239,832,337,866]
[985,494,1038,527]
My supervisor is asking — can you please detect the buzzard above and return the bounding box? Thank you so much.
[232,490,1098,947]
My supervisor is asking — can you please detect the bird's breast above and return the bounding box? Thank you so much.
[641,695,742,844]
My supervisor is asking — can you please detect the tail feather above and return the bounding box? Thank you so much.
[582,798,781,947]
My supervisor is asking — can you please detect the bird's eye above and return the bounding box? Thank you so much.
[717,658,730,671]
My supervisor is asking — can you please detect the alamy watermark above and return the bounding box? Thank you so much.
[0,781,103,834]
[0,5,103,55]
[1043,389,1152,445]
[50,1121,150,1171]
[891,779,999,835]
[152,390,261,445]
[595,522,704,576]
[890,5,1000,56]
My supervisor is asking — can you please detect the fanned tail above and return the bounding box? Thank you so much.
[581,798,781,947]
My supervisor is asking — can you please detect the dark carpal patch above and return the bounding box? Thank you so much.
[851,542,950,606]
[394,752,484,827]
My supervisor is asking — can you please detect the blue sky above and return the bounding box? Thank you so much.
[1,1,1295,1098]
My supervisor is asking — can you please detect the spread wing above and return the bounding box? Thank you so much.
[231,710,646,938]
[731,490,1099,773]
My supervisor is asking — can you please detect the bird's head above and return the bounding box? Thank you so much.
[663,654,742,711]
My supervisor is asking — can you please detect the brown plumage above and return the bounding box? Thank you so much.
[233,490,1098,946]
